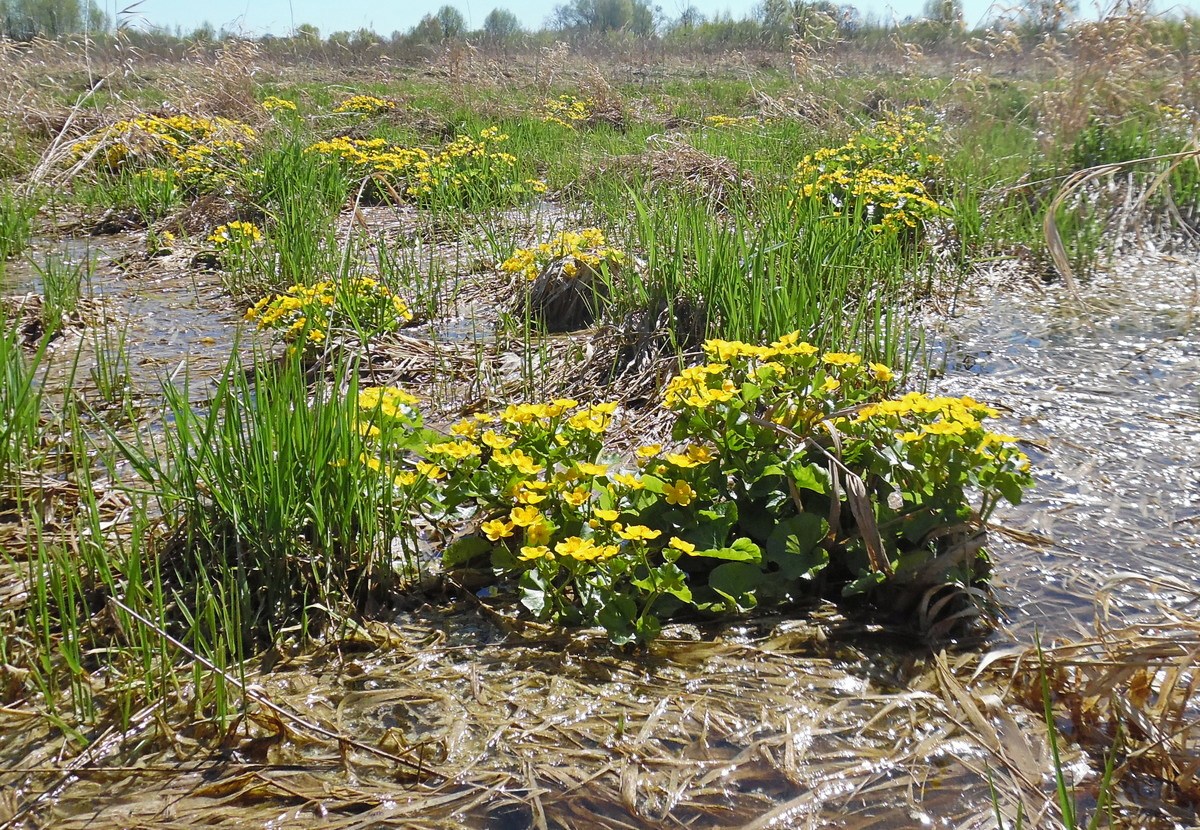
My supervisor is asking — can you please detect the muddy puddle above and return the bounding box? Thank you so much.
[3,244,1198,828]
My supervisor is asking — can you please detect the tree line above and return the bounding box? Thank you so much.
[3,0,1184,53]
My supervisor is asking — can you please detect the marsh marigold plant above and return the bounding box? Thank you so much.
[305,127,546,209]
[247,277,414,348]
[793,108,946,233]
[355,330,1031,643]
[500,228,626,282]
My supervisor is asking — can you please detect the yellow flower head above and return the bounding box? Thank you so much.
[526,521,552,546]
[868,362,895,383]
[617,524,661,542]
[668,537,696,555]
[575,462,609,477]
[482,519,515,541]
[518,545,552,561]
[509,505,543,527]
[481,430,514,450]
[663,480,696,507]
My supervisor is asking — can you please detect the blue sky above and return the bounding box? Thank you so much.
[119,0,1023,37]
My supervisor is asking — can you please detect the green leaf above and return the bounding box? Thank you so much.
[737,498,777,542]
[789,461,828,494]
[443,534,493,569]
[640,474,665,494]
[766,514,829,580]
[841,570,886,596]
[996,475,1025,505]
[655,562,693,601]
[707,561,763,611]
[693,537,762,563]
[520,583,547,616]
[681,502,738,551]
[597,595,638,645]
[518,570,549,614]
[635,614,662,643]
[490,546,518,571]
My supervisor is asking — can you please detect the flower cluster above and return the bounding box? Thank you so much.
[207,220,263,247]
[499,228,626,282]
[262,96,298,113]
[541,94,594,129]
[705,114,758,128]
[246,277,413,347]
[305,127,546,208]
[70,113,256,192]
[793,108,945,233]
[354,329,1030,644]
[332,95,397,115]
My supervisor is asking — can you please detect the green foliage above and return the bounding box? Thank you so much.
[304,127,546,211]
[0,188,37,262]
[0,0,108,38]
[792,107,947,235]
[552,0,658,36]
[242,138,346,289]
[0,310,49,486]
[70,113,256,196]
[614,186,916,360]
[113,352,416,649]
[356,333,1030,644]
[483,7,522,41]
[33,252,87,336]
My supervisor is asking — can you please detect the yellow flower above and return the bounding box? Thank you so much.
[495,448,544,475]
[482,519,515,541]
[518,545,552,561]
[821,376,841,394]
[562,487,589,508]
[617,525,661,542]
[822,352,862,367]
[868,362,895,383]
[685,444,715,463]
[427,440,481,460]
[511,450,544,476]
[554,536,594,560]
[416,461,445,479]
[450,419,479,438]
[668,537,696,555]
[635,444,661,459]
[523,521,550,545]
[481,430,514,450]
[665,453,698,469]
[922,420,968,437]
[770,332,819,356]
[663,480,696,507]
[593,508,619,522]
[610,473,643,490]
[575,462,608,477]
[980,432,1019,447]
[512,485,547,506]
[510,505,543,527]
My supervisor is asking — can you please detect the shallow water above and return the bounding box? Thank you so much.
[929,253,1200,637]
[2,235,247,402]
[3,242,1198,828]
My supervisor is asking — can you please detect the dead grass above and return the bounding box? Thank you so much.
[0,600,1083,829]
[998,575,1200,817]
